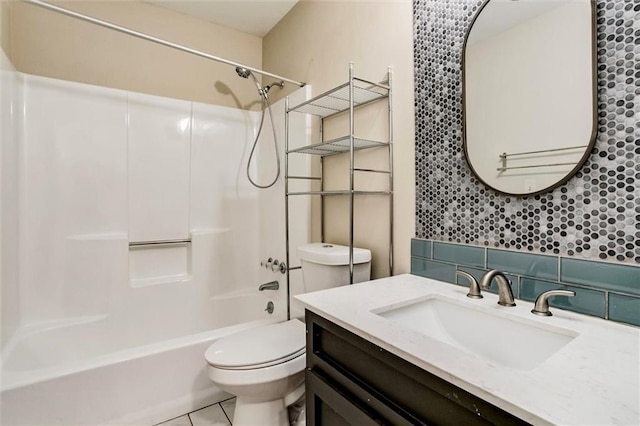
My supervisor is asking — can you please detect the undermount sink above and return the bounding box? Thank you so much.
[374,296,578,370]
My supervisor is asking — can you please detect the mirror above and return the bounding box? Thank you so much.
[463,0,596,196]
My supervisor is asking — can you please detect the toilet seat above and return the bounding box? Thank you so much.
[207,351,306,389]
[205,319,305,370]
[209,347,305,370]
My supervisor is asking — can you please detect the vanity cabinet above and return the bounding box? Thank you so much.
[305,310,530,425]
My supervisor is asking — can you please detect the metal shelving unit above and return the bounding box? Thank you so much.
[284,63,393,288]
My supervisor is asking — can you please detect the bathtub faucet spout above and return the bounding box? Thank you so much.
[259,281,279,291]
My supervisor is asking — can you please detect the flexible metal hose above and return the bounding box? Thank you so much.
[246,97,280,189]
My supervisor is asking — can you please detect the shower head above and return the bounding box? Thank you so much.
[235,67,284,100]
[235,66,267,99]
[235,66,252,79]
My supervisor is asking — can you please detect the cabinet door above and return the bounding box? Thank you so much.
[306,370,383,426]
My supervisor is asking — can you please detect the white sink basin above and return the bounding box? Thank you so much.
[374,296,578,370]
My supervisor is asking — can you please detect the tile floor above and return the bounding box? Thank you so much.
[156,397,236,426]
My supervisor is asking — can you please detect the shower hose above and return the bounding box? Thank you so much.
[246,97,280,189]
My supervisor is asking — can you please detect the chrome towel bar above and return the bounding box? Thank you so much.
[498,145,587,172]
[129,239,191,248]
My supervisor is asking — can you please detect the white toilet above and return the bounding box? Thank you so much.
[204,243,371,426]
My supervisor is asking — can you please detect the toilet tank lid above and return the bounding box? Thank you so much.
[297,243,371,265]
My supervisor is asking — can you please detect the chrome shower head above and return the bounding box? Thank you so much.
[235,67,284,100]
[235,66,267,99]
[235,66,252,79]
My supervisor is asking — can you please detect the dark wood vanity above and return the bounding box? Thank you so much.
[305,310,529,425]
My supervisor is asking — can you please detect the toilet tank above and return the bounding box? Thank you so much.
[297,243,371,292]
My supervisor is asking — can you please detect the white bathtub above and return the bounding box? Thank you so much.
[1,293,284,426]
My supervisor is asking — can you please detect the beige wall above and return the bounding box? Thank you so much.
[1,1,11,61]
[10,1,263,108]
[263,0,415,277]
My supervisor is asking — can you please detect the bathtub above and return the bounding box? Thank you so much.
[1,292,284,426]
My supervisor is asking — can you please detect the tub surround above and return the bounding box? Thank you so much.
[296,274,640,425]
[1,49,21,348]
[0,73,311,425]
[412,238,640,327]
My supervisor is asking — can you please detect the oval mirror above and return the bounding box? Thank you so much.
[463,0,596,196]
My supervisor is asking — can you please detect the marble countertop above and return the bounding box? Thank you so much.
[295,274,640,425]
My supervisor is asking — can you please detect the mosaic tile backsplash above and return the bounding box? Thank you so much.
[411,239,640,327]
[413,0,639,264]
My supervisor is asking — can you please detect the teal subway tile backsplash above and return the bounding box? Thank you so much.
[608,294,640,327]
[411,239,432,259]
[411,257,456,283]
[561,258,640,296]
[411,257,428,277]
[433,242,484,267]
[487,249,558,281]
[411,239,640,327]
[520,278,606,318]
[425,261,456,282]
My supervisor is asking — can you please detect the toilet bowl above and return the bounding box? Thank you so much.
[205,320,306,426]
[205,243,371,426]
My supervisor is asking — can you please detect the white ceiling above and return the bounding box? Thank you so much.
[148,0,299,37]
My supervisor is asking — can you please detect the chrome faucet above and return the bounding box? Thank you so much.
[455,270,483,299]
[531,289,575,316]
[258,280,279,291]
[479,270,516,306]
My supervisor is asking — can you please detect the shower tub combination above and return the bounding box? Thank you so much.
[0,69,311,425]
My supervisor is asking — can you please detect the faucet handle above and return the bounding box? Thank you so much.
[456,270,483,299]
[531,290,575,316]
[271,260,287,274]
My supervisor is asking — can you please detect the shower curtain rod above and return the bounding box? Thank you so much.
[22,0,306,87]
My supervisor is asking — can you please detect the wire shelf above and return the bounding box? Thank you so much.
[287,190,392,196]
[287,79,389,118]
[288,136,388,156]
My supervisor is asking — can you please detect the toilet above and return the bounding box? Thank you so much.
[205,243,371,426]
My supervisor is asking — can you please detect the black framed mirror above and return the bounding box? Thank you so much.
[462,0,597,196]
